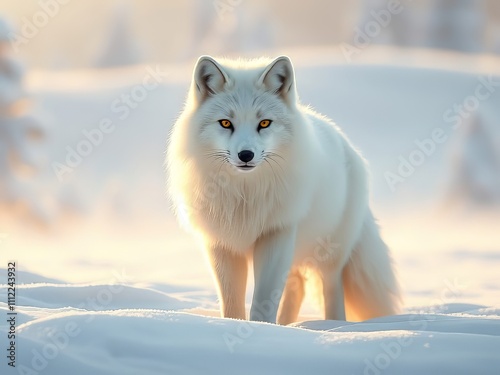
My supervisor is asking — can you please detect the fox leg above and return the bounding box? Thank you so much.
[277,268,305,325]
[320,264,346,321]
[250,226,297,323]
[207,245,247,320]
[324,274,346,320]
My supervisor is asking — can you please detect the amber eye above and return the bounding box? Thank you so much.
[259,119,272,129]
[218,119,233,129]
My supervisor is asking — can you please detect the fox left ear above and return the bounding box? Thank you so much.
[193,56,229,103]
[258,56,296,104]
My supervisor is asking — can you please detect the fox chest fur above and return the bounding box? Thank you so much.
[187,161,312,252]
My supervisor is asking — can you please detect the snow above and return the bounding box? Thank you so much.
[1,275,499,374]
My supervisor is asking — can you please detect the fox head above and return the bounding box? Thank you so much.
[184,56,299,174]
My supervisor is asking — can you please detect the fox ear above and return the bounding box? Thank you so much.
[258,56,296,104]
[193,56,228,102]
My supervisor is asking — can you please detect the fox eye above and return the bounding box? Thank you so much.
[258,119,272,129]
[218,119,233,129]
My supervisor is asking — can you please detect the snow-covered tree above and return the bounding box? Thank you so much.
[446,114,500,208]
[181,0,275,60]
[426,0,485,53]
[356,0,413,46]
[489,24,500,54]
[94,2,144,68]
[0,17,51,223]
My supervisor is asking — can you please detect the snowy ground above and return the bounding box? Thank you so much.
[1,47,500,373]
[1,273,499,374]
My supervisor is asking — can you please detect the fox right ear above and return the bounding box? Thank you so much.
[193,56,228,102]
[258,56,296,105]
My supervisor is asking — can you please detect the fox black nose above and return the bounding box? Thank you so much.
[238,150,254,163]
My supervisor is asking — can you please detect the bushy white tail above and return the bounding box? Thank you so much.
[342,214,402,321]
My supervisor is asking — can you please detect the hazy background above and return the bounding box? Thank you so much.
[0,0,499,312]
[3,0,500,69]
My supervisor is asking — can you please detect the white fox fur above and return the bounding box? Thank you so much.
[167,55,401,324]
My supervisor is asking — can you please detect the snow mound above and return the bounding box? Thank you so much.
[12,283,197,311]
[1,277,499,375]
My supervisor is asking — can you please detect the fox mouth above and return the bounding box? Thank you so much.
[236,164,256,171]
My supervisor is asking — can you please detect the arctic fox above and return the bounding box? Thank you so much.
[167,56,401,324]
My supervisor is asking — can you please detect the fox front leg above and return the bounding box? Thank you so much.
[207,245,248,320]
[250,226,297,323]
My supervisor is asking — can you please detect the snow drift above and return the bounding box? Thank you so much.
[1,276,499,375]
